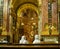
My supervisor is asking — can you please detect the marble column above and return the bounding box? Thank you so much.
[8,0,13,43]
[42,0,48,31]
[52,0,58,30]
[2,0,8,35]
[38,0,42,40]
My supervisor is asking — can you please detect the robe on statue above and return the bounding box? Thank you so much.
[19,36,29,44]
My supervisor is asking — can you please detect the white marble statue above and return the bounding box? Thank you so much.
[0,39,8,43]
[2,40,8,43]
[19,36,28,44]
[33,35,40,44]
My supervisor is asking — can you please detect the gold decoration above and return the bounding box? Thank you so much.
[2,27,7,35]
[17,4,39,17]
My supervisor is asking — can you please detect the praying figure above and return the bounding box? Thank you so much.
[19,35,29,44]
[33,35,40,44]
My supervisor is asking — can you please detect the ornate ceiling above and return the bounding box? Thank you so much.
[11,0,38,12]
[11,0,60,12]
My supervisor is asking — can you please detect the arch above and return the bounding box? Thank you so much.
[16,3,40,43]
[17,3,39,17]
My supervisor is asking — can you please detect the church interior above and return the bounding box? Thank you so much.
[0,0,60,47]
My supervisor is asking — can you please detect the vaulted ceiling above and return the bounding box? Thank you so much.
[11,0,38,12]
[11,0,60,12]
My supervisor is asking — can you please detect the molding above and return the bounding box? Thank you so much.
[17,3,39,17]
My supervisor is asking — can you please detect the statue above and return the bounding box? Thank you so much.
[33,35,40,44]
[0,38,8,43]
[49,24,56,35]
[19,35,29,44]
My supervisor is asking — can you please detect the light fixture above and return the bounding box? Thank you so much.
[33,23,36,25]
[21,23,24,25]
[31,17,34,20]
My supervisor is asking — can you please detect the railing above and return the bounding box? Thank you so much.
[0,43,60,48]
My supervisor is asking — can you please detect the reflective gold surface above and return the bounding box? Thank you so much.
[0,0,59,44]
